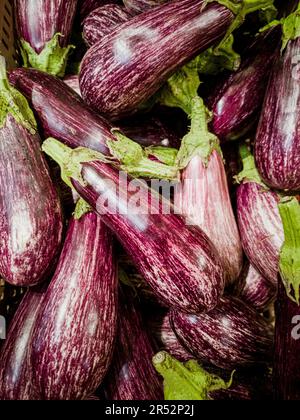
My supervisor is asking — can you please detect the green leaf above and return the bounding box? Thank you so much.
[20,33,75,77]
[278,197,300,304]
[153,352,234,400]
[0,56,37,132]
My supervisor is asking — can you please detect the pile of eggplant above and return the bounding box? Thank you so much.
[0,0,299,401]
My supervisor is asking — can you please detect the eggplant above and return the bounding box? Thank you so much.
[0,287,46,400]
[123,0,167,14]
[83,4,132,47]
[273,280,300,400]
[14,0,78,77]
[255,10,300,192]
[170,296,274,370]
[236,262,277,311]
[63,74,81,96]
[79,0,235,119]
[103,286,163,400]
[9,68,178,179]
[43,138,225,314]
[31,213,117,400]
[236,145,284,286]
[174,98,243,285]
[0,58,63,287]
[207,29,280,142]
[79,0,121,20]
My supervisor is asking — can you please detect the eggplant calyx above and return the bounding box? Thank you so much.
[235,143,266,186]
[110,130,179,180]
[74,199,93,220]
[19,33,75,78]
[176,96,221,169]
[0,56,37,132]
[278,197,300,304]
[153,351,234,401]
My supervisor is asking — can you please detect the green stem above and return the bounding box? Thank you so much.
[235,143,266,185]
[153,352,234,401]
[278,197,300,304]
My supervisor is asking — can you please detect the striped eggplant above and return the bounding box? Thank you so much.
[14,0,78,77]
[207,29,280,142]
[0,287,46,400]
[174,98,243,285]
[147,310,193,362]
[79,0,235,119]
[63,74,81,96]
[273,280,300,400]
[9,68,178,179]
[123,0,168,14]
[31,213,117,400]
[170,296,274,370]
[43,138,225,314]
[254,8,300,192]
[79,0,121,20]
[102,286,163,400]
[83,4,132,47]
[236,262,277,311]
[236,145,284,286]
[0,58,63,287]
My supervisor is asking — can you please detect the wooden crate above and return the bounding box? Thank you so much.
[0,0,18,69]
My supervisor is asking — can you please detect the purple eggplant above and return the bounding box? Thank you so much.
[79,0,235,119]
[31,213,117,400]
[123,0,167,14]
[273,280,300,400]
[83,4,132,47]
[208,29,280,142]
[103,287,163,400]
[43,139,225,314]
[255,16,300,192]
[0,58,63,287]
[171,296,274,370]
[9,68,178,179]
[236,262,277,311]
[79,0,121,20]
[63,74,81,96]
[0,287,46,400]
[14,0,78,77]
[236,145,284,286]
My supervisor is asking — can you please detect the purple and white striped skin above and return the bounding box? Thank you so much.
[14,0,77,53]
[175,152,243,286]
[147,311,193,362]
[103,287,163,400]
[170,297,274,370]
[70,160,225,313]
[254,36,300,192]
[237,181,284,287]
[79,0,121,20]
[208,30,280,142]
[31,213,118,400]
[0,116,63,287]
[237,262,277,311]
[63,74,81,96]
[123,0,167,14]
[79,0,235,119]
[83,4,132,47]
[0,287,46,400]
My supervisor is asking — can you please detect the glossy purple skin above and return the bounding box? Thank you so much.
[123,0,167,14]
[255,37,300,192]
[14,0,78,52]
[0,287,45,400]
[0,115,63,287]
[208,30,280,142]
[83,4,132,47]
[237,262,277,311]
[171,297,273,370]
[79,0,234,119]
[237,181,284,287]
[103,287,163,400]
[79,0,121,20]
[274,280,300,400]
[72,161,225,313]
[63,74,81,95]
[9,68,113,156]
[31,213,118,400]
